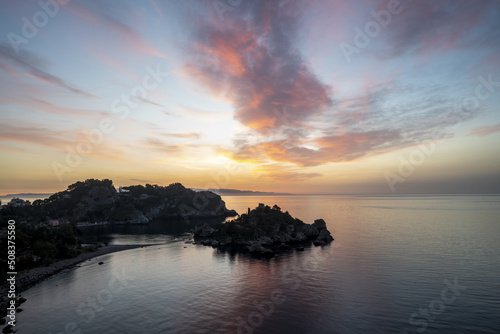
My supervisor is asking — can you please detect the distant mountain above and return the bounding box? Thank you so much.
[192,188,294,196]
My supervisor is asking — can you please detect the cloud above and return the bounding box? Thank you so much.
[182,0,332,132]
[164,132,201,139]
[252,164,322,182]
[29,98,97,116]
[65,1,167,58]
[0,122,73,148]
[467,123,500,137]
[174,0,492,170]
[0,121,128,162]
[0,44,95,98]
[142,137,202,155]
[134,96,164,108]
[173,104,232,121]
[228,80,464,167]
[374,0,500,58]
[231,129,404,167]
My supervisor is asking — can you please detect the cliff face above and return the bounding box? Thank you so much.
[28,179,237,224]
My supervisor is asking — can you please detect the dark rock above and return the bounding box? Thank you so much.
[300,224,319,239]
[255,236,273,245]
[0,319,5,325]
[296,246,305,251]
[247,244,275,257]
[226,209,238,217]
[219,237,232,246]
[195,204,333,257]
[294,232,308,242]
[201,240,213,246]
[273,233,292,244]
[248,244,266,254]
[262,248,275,257]
[2,325,13,333]
[16,308,23,312]
[312,219,327,231]
[18,298,26,304]
[280,243,290,250]
[315,228,334,244]
[194,224,214,238]
[98,262,104,265]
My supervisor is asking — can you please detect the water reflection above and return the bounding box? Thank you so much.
[14,195,500,334]
[79,217,225,244]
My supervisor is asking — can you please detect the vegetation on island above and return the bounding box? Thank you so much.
[1,179,236,226]
[0,221,84,282]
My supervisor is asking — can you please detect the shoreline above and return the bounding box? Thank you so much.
[1,244,156,306]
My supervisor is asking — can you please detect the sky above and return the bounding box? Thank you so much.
[0,0,499,195]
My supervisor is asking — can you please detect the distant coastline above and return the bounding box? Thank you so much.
[4,192,498,202]
[200,189,295,196]
[1,189,295,201]
[0,193,53,201]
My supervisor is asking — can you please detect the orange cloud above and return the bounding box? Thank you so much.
[252,164,322,182]
[230,129,403,167]
[183,0,332,133]
[177,0,491,171]
[0,122,74,149]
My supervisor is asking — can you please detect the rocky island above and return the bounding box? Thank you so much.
[193,203,334,257]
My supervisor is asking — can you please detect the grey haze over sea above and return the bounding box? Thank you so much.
[15,195,500,333]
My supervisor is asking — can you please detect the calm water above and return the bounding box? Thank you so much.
[15,195,500,334]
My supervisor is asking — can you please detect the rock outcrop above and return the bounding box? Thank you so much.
[193,204,334,257]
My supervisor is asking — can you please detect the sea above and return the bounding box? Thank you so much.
[12,194,500,334]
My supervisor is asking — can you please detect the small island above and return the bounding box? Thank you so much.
[193,203,334,257]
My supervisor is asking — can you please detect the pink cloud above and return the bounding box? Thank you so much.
[183,0,332,133]
[467,123,500,137]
